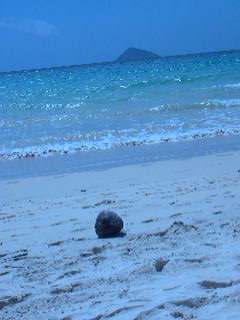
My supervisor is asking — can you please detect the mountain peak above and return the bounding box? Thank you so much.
[115,47,160,63]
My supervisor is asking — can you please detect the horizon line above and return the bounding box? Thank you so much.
[0,48,239,75]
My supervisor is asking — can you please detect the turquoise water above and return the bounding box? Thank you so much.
[1,50,240,159]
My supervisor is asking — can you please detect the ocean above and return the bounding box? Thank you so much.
[1,50,240,160]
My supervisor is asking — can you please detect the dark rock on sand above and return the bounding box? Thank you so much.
[170,311,184,318]
[133,304,165,320]
[200,280,233,289]
[142,218,155,223]
[48,240,64,247]
[95,210,124,238]
[184,257,207,264]
[92,246,104,254]
[50,282,81,294]
[155,259,169,272]
[0,293,31,310]
[172,297,208,308]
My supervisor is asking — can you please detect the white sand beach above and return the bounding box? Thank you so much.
[0,149,240,319]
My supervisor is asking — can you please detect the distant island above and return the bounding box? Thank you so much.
[2,47,161,73]
[115,47,160,63]
[1,48,239,74]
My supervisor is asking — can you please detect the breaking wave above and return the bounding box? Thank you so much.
[1,127,240,160]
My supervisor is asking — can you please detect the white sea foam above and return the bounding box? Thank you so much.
[224,83,240,88]
[1,127,240,160]
[203,99,240,107]
[209,83,240,89]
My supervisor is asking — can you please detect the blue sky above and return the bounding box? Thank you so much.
[0,0,240,72]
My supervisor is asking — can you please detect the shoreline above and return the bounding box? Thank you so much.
[1,129,240,162]
[0,147,240,319]
[1,134,240,181]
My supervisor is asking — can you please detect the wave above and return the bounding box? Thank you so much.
[1,127,240,160]
[96,73,220,92]
[224,83,240,88]
[202,99,240,107]
[209,83,240,89]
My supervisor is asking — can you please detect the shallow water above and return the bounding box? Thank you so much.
[1,50,240,159]
[1,135,240,180]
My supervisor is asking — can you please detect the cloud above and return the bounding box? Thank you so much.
[0,17,58,36]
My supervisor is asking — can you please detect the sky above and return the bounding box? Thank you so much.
[0,0,240,72]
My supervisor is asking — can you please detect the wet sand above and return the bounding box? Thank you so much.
[0,148,240,319]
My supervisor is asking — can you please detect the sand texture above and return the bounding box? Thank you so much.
[0,151,240,319]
